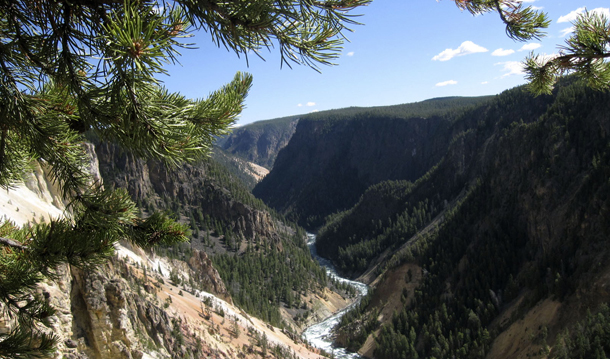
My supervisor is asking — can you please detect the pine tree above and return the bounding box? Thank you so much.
[459,1,610,94]
[524,10,610,94]
[0,0,369,357]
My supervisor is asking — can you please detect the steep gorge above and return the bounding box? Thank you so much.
[253,97,492,229]
[95,141,278,242]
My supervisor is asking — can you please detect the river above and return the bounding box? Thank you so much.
[302,233,369,359]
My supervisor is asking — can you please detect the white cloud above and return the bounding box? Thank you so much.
[346,52,355,57]
[558,7,586,23]
[560,26,575,37]
[481,81,489,85]
[518,43,541,51]
[530,6,543,10]
[518,0,537,3]
[492,48,515,56]
[297,102,316,107]
[593,8,610,18]
[495,61,526,78]
[435,80,458,87]
[432,41,488,62]
[558,7,610,23]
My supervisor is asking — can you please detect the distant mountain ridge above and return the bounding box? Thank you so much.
[218,97,493,173]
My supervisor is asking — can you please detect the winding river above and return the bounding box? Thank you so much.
[302,233,369,359]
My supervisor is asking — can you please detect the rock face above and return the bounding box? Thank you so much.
[186,251,231,303]
[62,251,237,359]
[219,116,299,169]
[65,261,168,359]
[34,246,317,359]
[94,142,279,242]
[0,142,330,359]
[251,96,495,229]
[211,147,270,190]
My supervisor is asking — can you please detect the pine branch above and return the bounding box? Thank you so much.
[0,327,57,359]
[525,10,610,94]
[0,236,27,250]
[0,128,7,173]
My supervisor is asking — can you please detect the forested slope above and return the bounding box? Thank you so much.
[316,86,557,276]
[253,96,493,228]
[319,80,610,359]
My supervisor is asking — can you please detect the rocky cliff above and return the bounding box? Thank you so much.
[92,140,354,336]
[40,251,227,359]
[0,146,333,359]
[218,116,299,169]
[94,141,280,242]
[31,240,328,359]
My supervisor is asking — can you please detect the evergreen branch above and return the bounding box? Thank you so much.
[177,0,370,69]
[11,4,52,73]
[127,212,190,247]
[453,1,549,42]
[71,0,124,5]
[0,127,6,174]
[525,11,610,94]
[494,0,549,41]
[0,236,27,250]
[0,327,57,359]
[555,52,610,64]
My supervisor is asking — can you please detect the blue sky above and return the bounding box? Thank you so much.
[159,1,610,126]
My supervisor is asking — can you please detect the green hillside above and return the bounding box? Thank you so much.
[320,79,610,359]
[253,96,494,228]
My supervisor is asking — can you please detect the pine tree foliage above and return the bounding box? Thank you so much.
[455,0,550,41]
[455,1,610,95]
[0,0,369,357]
[525,11,610,95]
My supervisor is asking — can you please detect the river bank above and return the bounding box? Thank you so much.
[302,233,369,359]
